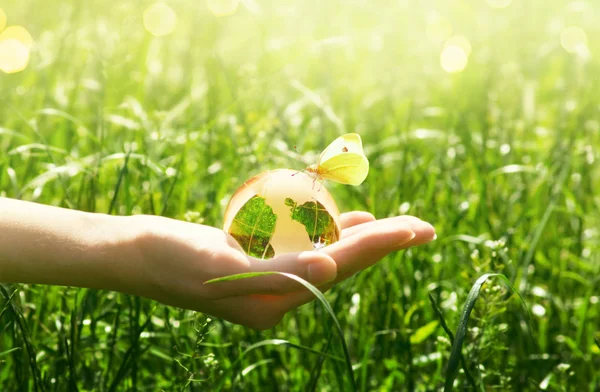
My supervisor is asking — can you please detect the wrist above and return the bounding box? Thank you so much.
[80,213,149,295]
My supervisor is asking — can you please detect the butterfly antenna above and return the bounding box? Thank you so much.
[292,167,308,177]
[291,144,311,177]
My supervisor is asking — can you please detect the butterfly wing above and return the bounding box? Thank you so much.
[316,133,369,185]
[317,133,364,164]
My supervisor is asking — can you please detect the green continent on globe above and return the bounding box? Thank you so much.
[285,198,339,248]
[228,195,276,259]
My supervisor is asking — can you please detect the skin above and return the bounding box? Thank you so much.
[0,197,435,330]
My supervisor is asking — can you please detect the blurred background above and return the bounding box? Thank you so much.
[0,0,599,390]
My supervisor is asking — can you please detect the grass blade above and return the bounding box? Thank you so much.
[307,329,335,392]
[0,347,22,358]
[107,148,132,215]
[428,293,478,390]
[206,272,357,391]
[444,273,534,392]
[214,337,343,390]
[0,284,46,392]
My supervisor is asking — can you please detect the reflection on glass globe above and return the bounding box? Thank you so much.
[223,169,341,259]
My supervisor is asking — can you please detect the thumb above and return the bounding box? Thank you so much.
[207,251,337,298]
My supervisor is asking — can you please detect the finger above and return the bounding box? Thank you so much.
[403,219,436,246]
[268,218,437,310]
[325,217,435,277]
[206,251,337,298]
[339,211,375,229]
[341,215,422,239]
[212,218,436,326]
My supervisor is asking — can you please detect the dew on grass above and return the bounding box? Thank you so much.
[165,167,177,177]
[532,304,546,317]
[399,201,410,214]
[349,293,360,316]
[208,162,223,175]
[531,286,548,297]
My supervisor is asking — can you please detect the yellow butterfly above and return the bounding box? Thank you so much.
[306,133,369,185]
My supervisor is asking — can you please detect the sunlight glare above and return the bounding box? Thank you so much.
[143,3,178,37]
[486,0,513,9]
[560,26,589,58]
[440,45,468,73]
[0,39,30,74]
[207,0,240,17]
[0,8,6,32]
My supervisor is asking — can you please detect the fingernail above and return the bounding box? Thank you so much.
[308,262,335,285]
[410,220,436,235]
[399,231,416,246]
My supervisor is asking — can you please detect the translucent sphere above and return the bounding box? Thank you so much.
[223,169,341,259]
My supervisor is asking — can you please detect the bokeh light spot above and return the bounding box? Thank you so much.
[143,3,177,37]
[207,0,240,17]
[532,304,546,317]
[0,39,30,74]
[486,0,512,9]
[445,35,472,56]
[0,8,6,32]
[560,26,589,56]
[0,25,34,49]
[440,45,468,73]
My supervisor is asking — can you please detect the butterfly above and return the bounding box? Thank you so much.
[305,133,369,185]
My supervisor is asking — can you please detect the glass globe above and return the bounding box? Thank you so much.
[223,169,341,259]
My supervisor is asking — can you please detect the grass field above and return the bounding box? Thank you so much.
[1,0,599,390]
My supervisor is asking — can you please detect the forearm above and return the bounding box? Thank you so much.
[0,197,143,293]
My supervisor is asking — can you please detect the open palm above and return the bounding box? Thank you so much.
[134,212,435,329]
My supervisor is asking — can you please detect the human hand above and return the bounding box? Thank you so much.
[131,212,435,329]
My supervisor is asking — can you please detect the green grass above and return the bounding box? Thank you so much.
[1,0,600,390]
